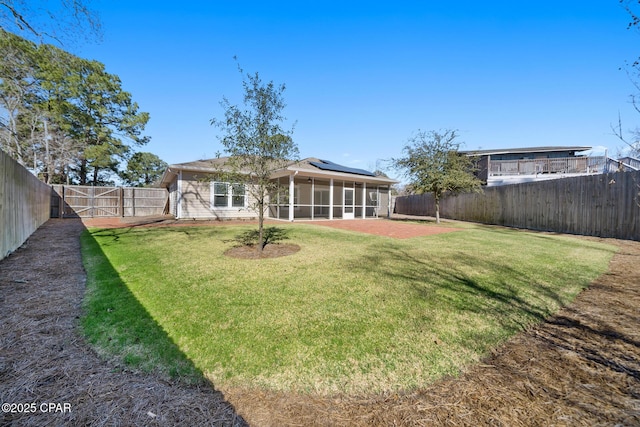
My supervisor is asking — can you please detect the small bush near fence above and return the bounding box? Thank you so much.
[395,170,640,241]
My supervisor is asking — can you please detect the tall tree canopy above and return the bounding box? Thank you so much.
[211,62,298,251]
[0,30,150,184]
[121,152,167,187]
[393,129,481,223]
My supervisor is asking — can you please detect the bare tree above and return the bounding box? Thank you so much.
[0,0,101,44]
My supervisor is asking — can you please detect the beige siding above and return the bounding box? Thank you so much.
[177,172,258,220]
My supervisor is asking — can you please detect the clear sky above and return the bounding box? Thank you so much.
[64,1,640,176]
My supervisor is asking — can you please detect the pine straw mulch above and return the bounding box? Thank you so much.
[1,219,639,426]
[0,219,247,427]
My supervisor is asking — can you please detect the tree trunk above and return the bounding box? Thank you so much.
[435,197,440,224]
[257,199,265,253]
[79,159,88,185]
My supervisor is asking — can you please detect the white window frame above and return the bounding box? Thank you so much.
[211,181,247,209]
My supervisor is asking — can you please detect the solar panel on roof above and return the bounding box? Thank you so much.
[309,160,377,177]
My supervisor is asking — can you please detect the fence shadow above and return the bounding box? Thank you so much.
[81,226,248,425]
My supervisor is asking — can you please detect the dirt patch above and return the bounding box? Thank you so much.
[1,219,638,426]
[225,243,301,259]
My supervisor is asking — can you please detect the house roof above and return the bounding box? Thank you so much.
[459,146,593,156]
[268,157,398,184]
[159,157,398,187]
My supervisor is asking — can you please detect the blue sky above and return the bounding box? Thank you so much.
[65,1,640,175]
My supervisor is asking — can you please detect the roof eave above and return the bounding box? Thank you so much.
[272,166,398,184]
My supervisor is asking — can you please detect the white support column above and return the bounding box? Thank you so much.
[276,177,280,219]
[329,178,334,220]
[289,173,295,222]
[177,170,183,219]
[311,178,315,220]
[362,182,367,219]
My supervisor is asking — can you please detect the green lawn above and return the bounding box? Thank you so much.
[80,222,616,395]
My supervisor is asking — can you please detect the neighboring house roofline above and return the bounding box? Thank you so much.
[460,146,593,156]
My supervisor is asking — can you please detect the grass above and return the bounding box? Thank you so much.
[80,222,616,395]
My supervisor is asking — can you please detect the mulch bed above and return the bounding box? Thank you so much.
[1,218,638,426]
[0,219,247,426]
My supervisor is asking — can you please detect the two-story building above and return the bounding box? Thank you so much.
[460,146,622,186]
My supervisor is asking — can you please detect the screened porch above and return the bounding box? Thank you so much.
[268,176,390,221]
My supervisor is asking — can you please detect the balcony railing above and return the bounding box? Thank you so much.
[489,156,607,176]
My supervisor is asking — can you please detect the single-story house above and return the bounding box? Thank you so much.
[159,157,398,221]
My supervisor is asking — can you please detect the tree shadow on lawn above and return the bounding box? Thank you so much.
[89,223,224,244]
[225,226,291,248]
[82,229,248,425]
[352,242,603,336]
[350,240,640,381]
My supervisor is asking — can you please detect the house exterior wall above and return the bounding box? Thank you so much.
[162,162,396,221]
[170,171,258,220]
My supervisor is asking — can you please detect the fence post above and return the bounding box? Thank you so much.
[120,187,124,217]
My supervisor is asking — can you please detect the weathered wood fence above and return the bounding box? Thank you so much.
[395,170,640,241]
[50,185,168,218]
[1,150,51,260]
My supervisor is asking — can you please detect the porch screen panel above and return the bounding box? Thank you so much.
[355,185,364,218]
[295,179,312,205]
[314,180,331,219]
[366,185,379,217]
[377,186,390,217]
[268,177,291,220]
[333,181,343,207]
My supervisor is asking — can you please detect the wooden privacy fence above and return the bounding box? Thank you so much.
[1,150,51,260]
[395,170,640,241]
[50,185,168,218]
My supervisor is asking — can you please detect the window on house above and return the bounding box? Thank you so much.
[212,182,246,208]
[231,184,245,207]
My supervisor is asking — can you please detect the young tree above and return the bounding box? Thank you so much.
[393,129,481,223]
[211,64,298,252]
[121,152,168,187]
